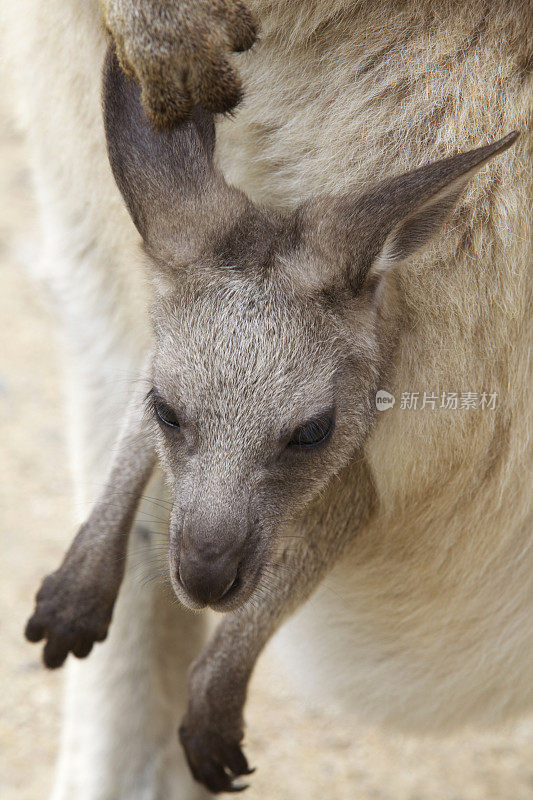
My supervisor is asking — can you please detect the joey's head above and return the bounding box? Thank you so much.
[104,46,518,611]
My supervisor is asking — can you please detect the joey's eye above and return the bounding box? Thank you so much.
[153,397,180,429]
[288,414,334,448]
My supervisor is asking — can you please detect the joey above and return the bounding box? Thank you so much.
[100,47,518,792]
[26,43,518,792]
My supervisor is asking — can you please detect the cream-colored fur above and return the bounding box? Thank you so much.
[1,0,531,796]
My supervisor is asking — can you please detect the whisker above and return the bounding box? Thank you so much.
[74,489,172,512]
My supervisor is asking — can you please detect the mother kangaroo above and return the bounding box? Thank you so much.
[1,1,531,798]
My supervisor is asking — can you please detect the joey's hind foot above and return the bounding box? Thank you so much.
[103,0,258,127]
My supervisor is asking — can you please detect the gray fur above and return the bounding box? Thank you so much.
[26,379,156,668]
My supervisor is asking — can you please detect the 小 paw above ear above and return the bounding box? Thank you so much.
[103,0,259,128]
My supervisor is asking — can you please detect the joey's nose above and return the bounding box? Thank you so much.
[178,545,240,606]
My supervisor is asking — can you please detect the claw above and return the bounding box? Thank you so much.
[220,742,253,777]
[24,616,45,643]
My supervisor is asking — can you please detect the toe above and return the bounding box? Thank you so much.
[43,635,69,669]
[25,615,45,643]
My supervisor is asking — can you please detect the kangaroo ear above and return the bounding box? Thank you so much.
[368,133,519,279]
[102,45,249,265]
[292,133,519,293]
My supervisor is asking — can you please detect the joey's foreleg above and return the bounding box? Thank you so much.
[25,394,156,668]
[101,0,258,128]
[178,463,372,796]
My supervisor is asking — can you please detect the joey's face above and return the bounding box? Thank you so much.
[103,44,518,611]
[148,274,380,610]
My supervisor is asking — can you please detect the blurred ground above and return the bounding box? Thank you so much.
[1,96,532,800]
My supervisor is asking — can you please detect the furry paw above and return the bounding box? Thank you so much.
[179,719,254,794]
[179,652,254,793]
[103,0,258,127]
[25,569,114,668]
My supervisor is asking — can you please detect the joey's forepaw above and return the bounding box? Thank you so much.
[25,571,113,668]
[179,719,254,794]
[105,0,258,127]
